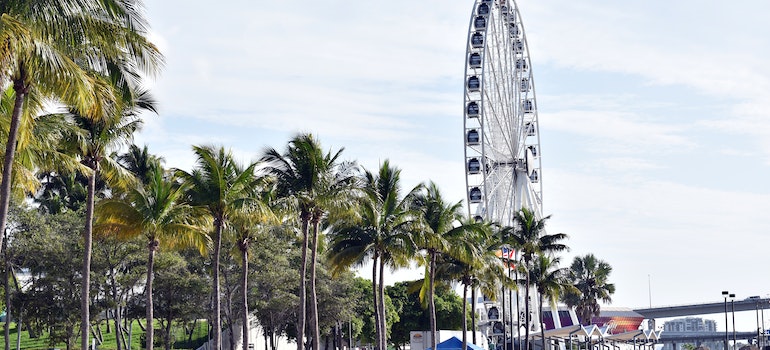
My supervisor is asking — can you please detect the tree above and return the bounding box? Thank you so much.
[504,207,568,350]
[387,281,466,350]
[251,227,300,350]
[175,145,262,350]
[0,0,163,273]
[67,99,149,350]
[9,205,86,350]
[116,144,164,185]
[151,251,210,350]
[96,167,208,350]
[526,254,569,350]
[410,182,484,350]
[262,133,358,350]
[327,160,417,350]
[561,254,615,325]
[435,219,508,350]
[227,181,278,350]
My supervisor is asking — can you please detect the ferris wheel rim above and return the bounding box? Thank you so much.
[462,0,543,226]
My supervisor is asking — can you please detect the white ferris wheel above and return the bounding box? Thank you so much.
[463,0,543,227]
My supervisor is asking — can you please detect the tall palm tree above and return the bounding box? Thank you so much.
[411,182,485,350]
[227,176,278,350]
[327,160,417,350]
[0,0,163,253]
[434,219,509,350]
[95,167,209,350]
[504,207,568,350]
[261,133,358,350]
[561,254,615,325]
[526,254,570,350]
[174,145,262,350]
[67,108,145,350]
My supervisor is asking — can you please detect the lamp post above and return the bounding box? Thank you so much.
[757,301,761,349]
[731,293,736,349]
[759,303,766,349]
[724,291,730,350]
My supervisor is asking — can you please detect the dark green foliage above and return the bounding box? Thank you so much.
[9,206,86,349]
[387,281,466,349]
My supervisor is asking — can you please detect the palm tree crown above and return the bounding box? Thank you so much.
[562,254,615,325]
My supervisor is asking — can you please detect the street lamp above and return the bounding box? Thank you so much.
[723,291,730,350]
[730,293,736,349]
[757,301,761,350]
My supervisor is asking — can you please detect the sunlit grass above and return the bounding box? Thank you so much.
[0,319,210,350]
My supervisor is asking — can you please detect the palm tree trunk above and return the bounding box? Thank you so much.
[4,231,11,350]
[371,254,381,350]
[242,245,250,350]
[213,219,224,350]
[146,239,158,350]
[462,284,468,350]
[82,168,96,350]
[309,221,320,350]
[297,218,309,350]
[538,294,545,350]
[471,287,477,345]
[429,251,437,350]
[377,256,386,350]
[0,76,27,252]
[523,274,530,350]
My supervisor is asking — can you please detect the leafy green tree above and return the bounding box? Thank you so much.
[96,167,208,350]
[9,205,85,350]
[504,208,568,350]
[262,133,358,350]
[251,227,300,350]
[327,160,417,350]
[175,145,262,350]
[93,234,145,350]
[561,254,615,325]
[387,281,465,350]
[151,252,211,350]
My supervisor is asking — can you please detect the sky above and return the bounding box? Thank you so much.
[139,0,770,332]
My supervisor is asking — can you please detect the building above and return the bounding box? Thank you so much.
[661,317,720,350]
[663,317,717,333]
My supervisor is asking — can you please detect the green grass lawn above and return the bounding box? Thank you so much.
[0,319,210,350]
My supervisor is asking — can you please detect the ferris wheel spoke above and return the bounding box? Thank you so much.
[464,0,543,227]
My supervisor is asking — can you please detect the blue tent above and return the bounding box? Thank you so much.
[427,336,484,350]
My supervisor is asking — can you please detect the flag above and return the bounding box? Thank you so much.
[497,247,515,260]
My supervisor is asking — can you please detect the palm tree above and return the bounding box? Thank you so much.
[526,254,570,350]
[174,145,262,350]
[95,167,208,350]
[411,182,485,350]
[434,219,509,350]
[0,0,163,254]
[504,207,568,350]
[327,160,417,350]
[116,144,164,185]
[262,133,358,350]
[227,177,278,350]
[67,108,145,350]
[561,254,615,325]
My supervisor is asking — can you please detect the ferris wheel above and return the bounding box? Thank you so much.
[463,0,543,227]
